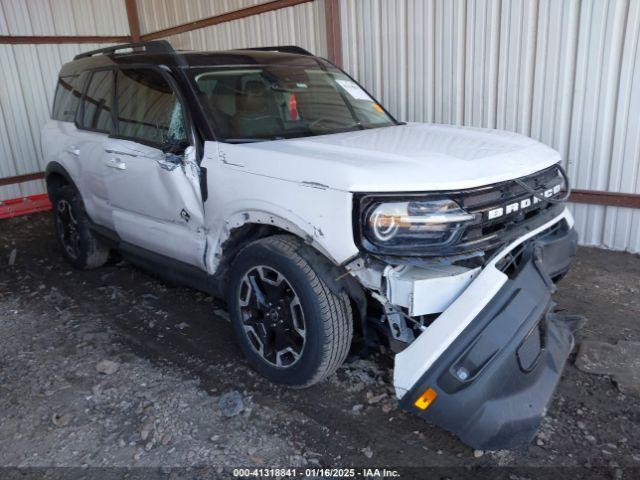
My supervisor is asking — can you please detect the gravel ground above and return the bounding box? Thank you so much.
[1,213,640,478]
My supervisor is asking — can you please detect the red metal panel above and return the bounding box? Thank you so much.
[325,0,343,67]
[141,0,314,41]
[0,194,52,219]
[125,0,142,42]
[0,172,45,187]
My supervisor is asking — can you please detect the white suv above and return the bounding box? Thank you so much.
[42,41,582,450]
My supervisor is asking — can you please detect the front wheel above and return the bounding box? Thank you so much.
[227,235,353,387]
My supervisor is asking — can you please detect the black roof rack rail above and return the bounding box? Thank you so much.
[240,45,313,56]
[74,40,174,60]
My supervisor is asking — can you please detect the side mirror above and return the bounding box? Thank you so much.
[163,144,194,165]
[163,152,183,164]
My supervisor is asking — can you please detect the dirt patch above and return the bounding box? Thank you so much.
[1,213,640,474]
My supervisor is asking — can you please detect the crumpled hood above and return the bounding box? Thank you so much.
[224,123,561,192]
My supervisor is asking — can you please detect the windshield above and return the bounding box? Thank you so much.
[190,65,397,142]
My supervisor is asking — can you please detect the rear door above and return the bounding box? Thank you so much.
[102,67,205,268]
[43,73,87,197]
[73,69,118,229]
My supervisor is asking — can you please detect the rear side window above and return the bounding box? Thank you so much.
[78,70,115,133]
[51,75,82,122]
[116,68,186,147]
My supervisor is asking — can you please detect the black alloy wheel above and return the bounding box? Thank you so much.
[238,265,306,368]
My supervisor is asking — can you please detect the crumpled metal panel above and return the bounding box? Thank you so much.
[339,0,640,253]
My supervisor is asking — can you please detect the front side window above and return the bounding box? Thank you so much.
[190,65,396,142]
[52,75,82,122]
[116,68,186,148]
[78,70,115,133]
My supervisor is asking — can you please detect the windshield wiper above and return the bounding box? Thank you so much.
[339,122,365,130]
[224,137,280,144]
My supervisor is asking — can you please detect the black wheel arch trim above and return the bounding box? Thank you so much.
[45,162,79,195]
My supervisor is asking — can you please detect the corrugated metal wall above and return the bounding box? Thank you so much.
[340,0,640,253]
[1,0,638,252]
[140,0,328,58]
[0,0,127,201]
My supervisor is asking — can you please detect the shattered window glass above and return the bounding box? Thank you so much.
[116,68,187,147]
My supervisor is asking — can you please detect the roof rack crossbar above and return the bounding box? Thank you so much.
[73,40,174,60]
[240,45,313,56]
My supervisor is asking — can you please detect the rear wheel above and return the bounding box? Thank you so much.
[51,185,109,270]
[227,235,353,387]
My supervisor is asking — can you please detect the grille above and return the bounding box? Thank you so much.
[496,243,528,277]
[445,165,565,257]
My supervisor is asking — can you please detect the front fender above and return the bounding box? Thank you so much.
[207,204,340,275]
[202,165,359,275]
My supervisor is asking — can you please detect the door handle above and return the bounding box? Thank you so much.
[105,149,138,157]
[67,145,80,156]
[106,158,127,170]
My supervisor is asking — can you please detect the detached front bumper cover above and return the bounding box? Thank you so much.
[399,221,583,450]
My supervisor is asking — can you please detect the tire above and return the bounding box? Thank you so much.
[51,185,110,270]
[227,234,353,387]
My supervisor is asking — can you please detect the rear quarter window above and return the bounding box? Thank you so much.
[51,75,82,122]
[78,70,116,133]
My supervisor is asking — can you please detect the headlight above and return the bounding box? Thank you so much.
[362,199,475,252]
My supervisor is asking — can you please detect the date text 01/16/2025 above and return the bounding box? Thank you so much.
[232,468,401,477]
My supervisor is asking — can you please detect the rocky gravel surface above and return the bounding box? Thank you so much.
[1,213,640,478]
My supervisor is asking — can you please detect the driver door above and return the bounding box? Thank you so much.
[103,67,206,268]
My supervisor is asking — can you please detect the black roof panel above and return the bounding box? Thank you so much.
[59,47,329,76]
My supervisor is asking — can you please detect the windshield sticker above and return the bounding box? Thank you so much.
[335,79,372,101]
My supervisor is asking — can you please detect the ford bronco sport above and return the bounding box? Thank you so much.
[42,41,582,450]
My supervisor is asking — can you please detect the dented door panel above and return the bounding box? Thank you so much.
[104,138,206,268]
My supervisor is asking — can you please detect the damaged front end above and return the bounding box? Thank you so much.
[350,166,583,450]
[395,211,582,449]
